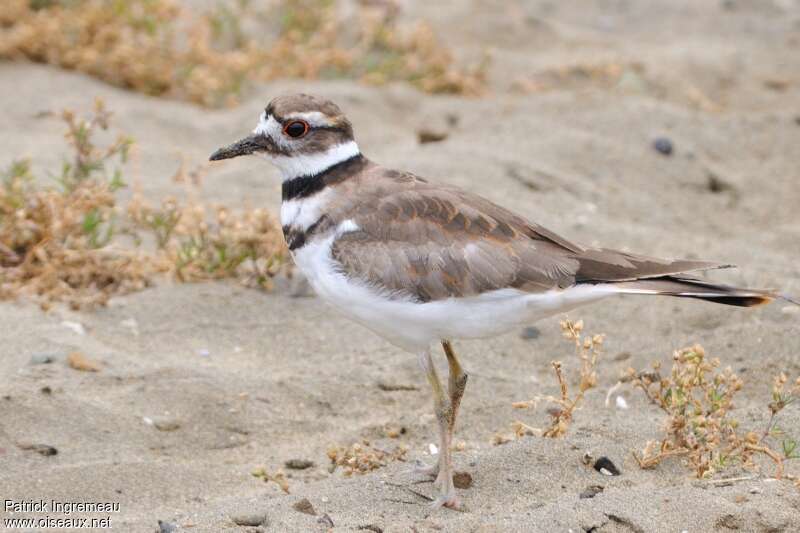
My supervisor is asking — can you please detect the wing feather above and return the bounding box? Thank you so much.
[325,167,729,302]
[329,182,579,301]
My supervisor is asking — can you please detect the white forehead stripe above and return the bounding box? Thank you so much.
[283,111,335,128]
[271,140,360,181]
[253,110,334,136]
[253,112,282,137]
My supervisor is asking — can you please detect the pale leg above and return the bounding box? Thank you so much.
[416,342,468,509]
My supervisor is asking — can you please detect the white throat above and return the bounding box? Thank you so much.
[270,141,360,181]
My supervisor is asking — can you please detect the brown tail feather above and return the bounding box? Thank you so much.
[612,276,777,308]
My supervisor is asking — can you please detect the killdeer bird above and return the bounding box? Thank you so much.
[210,94,794,509]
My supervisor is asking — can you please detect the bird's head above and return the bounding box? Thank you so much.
[209,94,359,180]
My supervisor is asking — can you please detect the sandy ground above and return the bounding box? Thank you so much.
[2,1,800,531]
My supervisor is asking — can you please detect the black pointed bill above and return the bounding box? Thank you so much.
[209,134,267,161]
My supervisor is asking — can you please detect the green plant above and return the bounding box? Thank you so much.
[627,345,799,481]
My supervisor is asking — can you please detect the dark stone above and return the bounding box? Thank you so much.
[29,353,57,365]
[357,526,383,533]
[652,137,674,156]
[520,326,541,340]
[19,443,58,456]
[376,382,418,392]
[453,471,473,489]
[284,459,314,470]
[706,172,735,194]
[156,521,177,533]
[614,351,631,361]
[593,456,621,476]
[417,129,448,144]
[292,498,316,515]
[317,514,334,528]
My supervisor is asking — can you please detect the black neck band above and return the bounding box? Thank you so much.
[282,154,365,202]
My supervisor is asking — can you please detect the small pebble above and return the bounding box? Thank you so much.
[156,520,177,533]
[615,396,629,410]
[428,443,438,455]
[317,513,334,528]
[579,484,604,499]
[284,459,314,470]
[614,351,631,361]
[520,326,540,340]
[356,525,383,533]
[61,321,86,335]
[19,443,58,456]
[292,498,316,515]
[706,172,734,193]
[417,128,448,144]
[593,456,621,476]
[66,351,100,372]
[453,471,473,489]
[231,512,266,527]
[652,137,674,156]
[29,353,57,365]
[147,416,181,431]
[40,386,52,395]
[377,382,418,392]
[385,426,406,438]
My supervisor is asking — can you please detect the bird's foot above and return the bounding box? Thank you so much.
[411,459,439,479]
[430,491,465,511]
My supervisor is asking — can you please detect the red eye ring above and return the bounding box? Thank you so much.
[283,120,309,139]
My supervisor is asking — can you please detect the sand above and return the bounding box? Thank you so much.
[1,1,800,531]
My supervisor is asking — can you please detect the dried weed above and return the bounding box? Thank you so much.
[501,319,603,442]
[0,99,150,309]
[0,100,289,309]
[327,439,408,476]
[0,0,486,107]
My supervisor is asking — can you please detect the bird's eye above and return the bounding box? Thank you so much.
[283,120,309,139]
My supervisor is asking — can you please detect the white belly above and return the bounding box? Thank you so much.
[293,235,616,353]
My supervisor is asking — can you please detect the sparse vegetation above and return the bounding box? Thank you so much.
[499,320,799,487]
[625,345,800,482]
[512,61,722,112]
[0,99,150,309]
[498,319,603,442]
[327,439,408,476]
[0,100,289,309]
[0,0,486,107]
[251,466,291,493]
